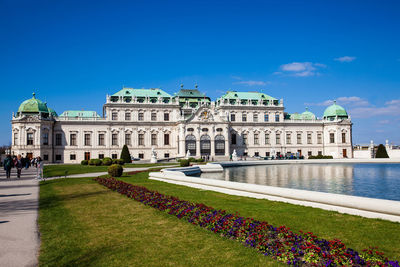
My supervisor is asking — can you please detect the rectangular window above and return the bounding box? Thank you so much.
[253,113,258,122]
[43,133,48,145]
[286,133,291,144]
[164,153,170,158]
[70,154,76,160]
[297,133,302,144]
[14,133,18,145]
[98,154,104,159]
[112,154,118,159]
[254,133,259,145]
[264,114,269,122]
[27,133,34,145]
[98,134,105,146]
[308,151,312,156]
[138,133,144,146]
[138,112,144,121]
[254,152,259,157]
[243,133,247,145]
[317,133,322,144]
[265,133,270,145]
[112,112,118,120]
[230,113,235,122]
[266,152,270,157]
[275,114,280,122]
[56,133,62,146]
[276,133,281,145]
[84,134,91,146]
[151,134,157,146]
[307,133,312,144]
[242,113,247,122]
[112,133,118,146]
[164,113,169,121]
[125,133,131,146]
[43,154,49,161]
[125,112,131,121]
[342,133,346,143]
[318,151,322,156]
[70,134,77,146]
[231,133,237,145]
[164,133,170,145]
[56,154,62,161]
[330,133,335,144]
[151,112,157,121]
[138,153,144,159]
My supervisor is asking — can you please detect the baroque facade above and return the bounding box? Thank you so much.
[11,86,353,163]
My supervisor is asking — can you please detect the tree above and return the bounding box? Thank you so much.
[120,145,131,163]
[375,144,389,158]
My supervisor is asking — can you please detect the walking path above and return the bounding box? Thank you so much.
[0,168,39,267]
[0,164,176,266]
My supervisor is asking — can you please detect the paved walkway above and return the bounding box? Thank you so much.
[0,168,39,267]
[0,165,176,266]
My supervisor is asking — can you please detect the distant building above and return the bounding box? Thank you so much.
[11,86,353,163]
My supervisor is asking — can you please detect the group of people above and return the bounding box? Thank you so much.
[2,155,44,180]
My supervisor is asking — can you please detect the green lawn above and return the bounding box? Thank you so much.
[43,162,178,178]
[38,171,400,266]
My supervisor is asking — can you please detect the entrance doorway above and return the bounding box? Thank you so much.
[200,135,211,155]
[84,152,91,161]
[215,135,225,155]
[343,149,347,158]
[185,135,196,156]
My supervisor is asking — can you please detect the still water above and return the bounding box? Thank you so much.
[199,163,400,201]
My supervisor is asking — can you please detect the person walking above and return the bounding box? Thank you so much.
[15,155,23,179]
[36,156,44,180]
[24,155,30,169]
[3,155,13,179]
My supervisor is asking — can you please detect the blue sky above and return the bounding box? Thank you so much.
[1,0,399,145]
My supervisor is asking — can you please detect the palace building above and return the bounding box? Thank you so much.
[11,86,353,163]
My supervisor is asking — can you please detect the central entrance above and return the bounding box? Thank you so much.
[200,135,211,156]
[185,135,196,156]
[215,134,225,155]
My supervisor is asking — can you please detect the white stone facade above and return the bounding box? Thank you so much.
[11,89,353,163]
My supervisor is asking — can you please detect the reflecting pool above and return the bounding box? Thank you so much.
[199,163,400,201]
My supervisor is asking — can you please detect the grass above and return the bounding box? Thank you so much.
[38,171,400,266]
[39,178,280,266]
[43,162,178,178]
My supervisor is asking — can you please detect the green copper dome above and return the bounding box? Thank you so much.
[302,108,316,120]
[18,93,49,114]
[323,101,348,119]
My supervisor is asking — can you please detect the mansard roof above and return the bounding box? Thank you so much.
[59,110,100,118]
[218,91,277,101]
[112,88,172,98]
[174,89,210,99]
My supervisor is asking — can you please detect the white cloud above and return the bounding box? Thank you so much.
[379,120,390,124]
[334,56,356,62]
[350,101,400,118]
[305,96,369,107]
[279,62,325,77]
[234,80,268,86]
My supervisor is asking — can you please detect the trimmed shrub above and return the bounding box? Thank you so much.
[112,159,125,165]
[81,160,88,165]
[376,144,389,158]
[108,164,123,177]
[120,145,132,163]
[102,157,113,166]
[188,157,196,162]
[179,159,190,167]
[196,158,205,162]
[88,159,102,166]
[308,155,334,159]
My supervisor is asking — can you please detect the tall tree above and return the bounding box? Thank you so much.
[375,144,389,158]
[120,145,131,163]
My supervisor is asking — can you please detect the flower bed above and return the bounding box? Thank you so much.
[94,177,399,266]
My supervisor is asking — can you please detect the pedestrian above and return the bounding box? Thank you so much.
[36,156,44,180]
[24,155,30,169]
[15,155,23,179]
[3,154,13,179]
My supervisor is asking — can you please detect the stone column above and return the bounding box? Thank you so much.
[196,126,201,157]
[224,128,230,156]
[179,124,186,156]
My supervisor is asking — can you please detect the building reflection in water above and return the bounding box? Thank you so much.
[200,163,400,201]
